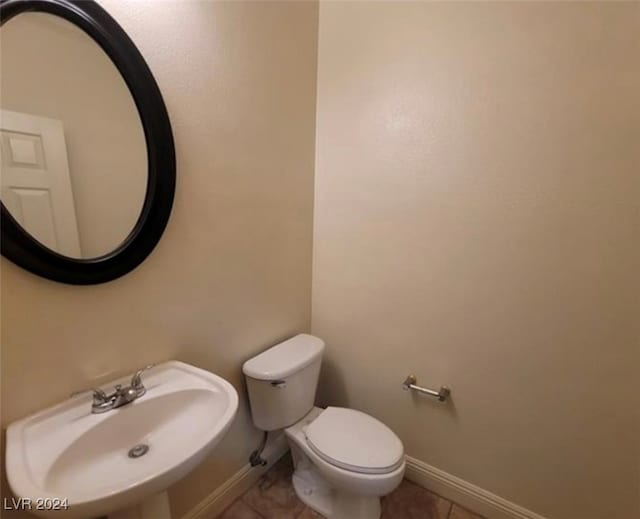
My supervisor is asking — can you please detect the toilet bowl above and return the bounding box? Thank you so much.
[242,334,405,519]
[286,407,405,518]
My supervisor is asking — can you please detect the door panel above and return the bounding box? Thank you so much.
[0,109,81,256]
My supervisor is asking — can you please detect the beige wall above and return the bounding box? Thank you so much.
[0,1,318,517]
[3,2,639,519]
[312,2,639,519]
[1,13,147,258]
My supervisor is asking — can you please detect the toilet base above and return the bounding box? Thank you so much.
[292,465,333,517]
[285,407,399,519]
[291,465,382,519]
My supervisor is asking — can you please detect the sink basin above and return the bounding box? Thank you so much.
[5,361,239,519]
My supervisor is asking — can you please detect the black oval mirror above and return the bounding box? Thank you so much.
[0,0,175,284]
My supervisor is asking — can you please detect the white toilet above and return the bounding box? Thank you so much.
[243,334,405,519]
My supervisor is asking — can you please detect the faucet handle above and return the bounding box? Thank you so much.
[91,388,109,405]
[130,364,154,392]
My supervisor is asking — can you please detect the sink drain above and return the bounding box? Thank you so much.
[128,444,149,458]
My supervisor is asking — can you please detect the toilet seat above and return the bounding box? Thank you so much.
[304,407,404,475]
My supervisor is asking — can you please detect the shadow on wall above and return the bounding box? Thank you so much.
[317,350,461,454]
[318,352,460,410]
[317,354,347,409]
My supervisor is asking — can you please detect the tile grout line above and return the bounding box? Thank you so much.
[238,493,269,519]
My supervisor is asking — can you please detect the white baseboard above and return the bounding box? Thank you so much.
[405,456,547,519]
[180,441,545,519]
[181,434,289,519]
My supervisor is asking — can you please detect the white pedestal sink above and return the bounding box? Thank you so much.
[5,361,239,519]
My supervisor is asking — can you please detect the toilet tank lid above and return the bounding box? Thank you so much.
[242,334,325,380]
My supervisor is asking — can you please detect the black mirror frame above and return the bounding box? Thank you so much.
[0,0,176,284]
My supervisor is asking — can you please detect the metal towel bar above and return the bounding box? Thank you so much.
[402,374,450,402]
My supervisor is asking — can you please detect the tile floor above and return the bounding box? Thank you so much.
[218,455,485,519]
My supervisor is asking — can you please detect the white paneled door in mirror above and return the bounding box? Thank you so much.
[1,110,82,257]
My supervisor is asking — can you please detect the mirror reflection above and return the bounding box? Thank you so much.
[0,13,147,259]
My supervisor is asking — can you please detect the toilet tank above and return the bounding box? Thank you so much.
[243,334,324,431]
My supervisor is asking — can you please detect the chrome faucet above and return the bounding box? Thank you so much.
[90,365,154,414]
